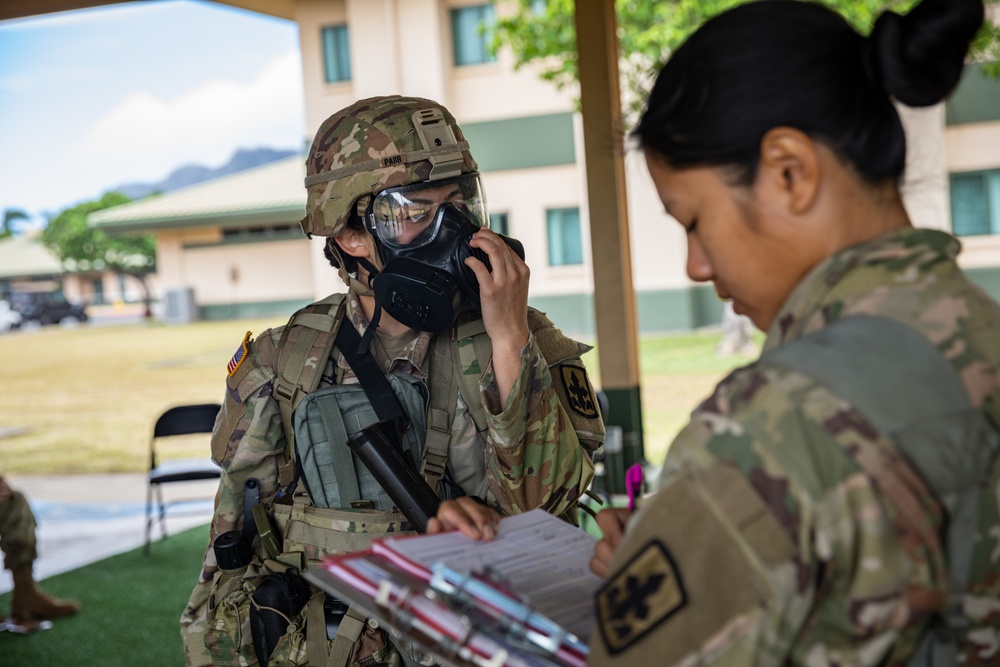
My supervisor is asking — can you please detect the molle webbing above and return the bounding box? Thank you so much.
[419,309,561,492]
[274,295,347,489]
[423,332,459,495]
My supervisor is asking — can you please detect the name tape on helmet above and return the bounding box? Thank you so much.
[304,141,471,188]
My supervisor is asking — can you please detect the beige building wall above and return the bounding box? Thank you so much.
[156,227,312,308]
[184,241,313,306]
[898,104,950,232]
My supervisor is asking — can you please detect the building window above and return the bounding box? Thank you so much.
[451,4,496,66]
[546,207,583,266]
[92,278,105,305]
[951,169,1000,236]
[489,212,509,236]
[222,225,300,243]
[321,25,351,83]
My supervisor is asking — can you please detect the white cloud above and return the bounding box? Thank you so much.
[79,50,304,184]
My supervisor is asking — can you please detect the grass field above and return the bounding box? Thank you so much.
[0,523,207,666]
[0,319,760,475]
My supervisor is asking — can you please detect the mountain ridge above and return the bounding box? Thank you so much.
[113,147,299,200]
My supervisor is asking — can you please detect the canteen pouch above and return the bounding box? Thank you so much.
[205,558,272,665]
[261,500,413,666]
[250,572,312,666]
[293,373,429,510]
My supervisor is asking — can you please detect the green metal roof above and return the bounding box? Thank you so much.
[0,235,63,279]
[90,155,306,233]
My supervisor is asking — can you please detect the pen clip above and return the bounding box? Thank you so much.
[626,463,644,511]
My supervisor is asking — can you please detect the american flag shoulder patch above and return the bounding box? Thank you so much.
[227,331,252,376]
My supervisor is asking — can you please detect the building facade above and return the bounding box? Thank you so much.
[92,0,1000,336]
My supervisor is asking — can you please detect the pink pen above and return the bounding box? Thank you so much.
[626,462,644,511]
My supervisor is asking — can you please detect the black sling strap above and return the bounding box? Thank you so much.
[333,319,407,432]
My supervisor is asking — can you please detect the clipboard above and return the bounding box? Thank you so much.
[304,509,600,667]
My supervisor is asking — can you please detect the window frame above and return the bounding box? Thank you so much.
[950,168,1000,237]
[545,207,584,267]
[489,211,510,236]
[321,24,352,84]
[450,4,497,67]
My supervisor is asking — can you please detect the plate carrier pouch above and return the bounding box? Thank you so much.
[235,294,591,667]
[765,315,1000,667]
[294,373,429,511]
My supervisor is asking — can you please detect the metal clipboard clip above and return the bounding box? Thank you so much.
[429,563,580,664]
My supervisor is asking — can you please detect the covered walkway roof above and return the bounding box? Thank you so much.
[90,156,305,233]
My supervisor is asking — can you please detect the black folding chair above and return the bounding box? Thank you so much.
[144,403,222,554]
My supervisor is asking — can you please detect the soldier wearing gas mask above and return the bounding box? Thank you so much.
[181,96,604,667]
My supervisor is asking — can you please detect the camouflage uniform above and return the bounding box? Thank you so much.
[591,228,1000,666]
[182,290,602,665]
[0,489,38,571]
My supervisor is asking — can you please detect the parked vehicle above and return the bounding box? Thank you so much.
[0,300,22,332]
[9,291,88,326]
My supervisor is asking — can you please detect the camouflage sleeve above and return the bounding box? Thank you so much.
[479,331,597,517]
[590,365,936,666]
[180,331,284,667]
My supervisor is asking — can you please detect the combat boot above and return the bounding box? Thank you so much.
[9,565,80,622]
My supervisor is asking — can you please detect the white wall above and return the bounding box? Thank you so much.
[184,241,313,306]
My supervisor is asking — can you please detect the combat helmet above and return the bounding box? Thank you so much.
[302,95,479,239]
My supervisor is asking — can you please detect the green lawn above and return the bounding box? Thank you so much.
[0,524,208,666]
[0,319,759,475]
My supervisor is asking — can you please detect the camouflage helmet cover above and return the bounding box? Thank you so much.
[302,95,479,237]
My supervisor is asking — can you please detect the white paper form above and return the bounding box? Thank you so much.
[382,509,602,641]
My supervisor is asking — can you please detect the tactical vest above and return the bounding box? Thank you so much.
[230,294,588,667]
[766,315,1000,666]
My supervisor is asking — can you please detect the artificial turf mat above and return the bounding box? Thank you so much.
[0,522,210,666]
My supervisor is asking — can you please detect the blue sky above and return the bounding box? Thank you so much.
[0,0,305,230]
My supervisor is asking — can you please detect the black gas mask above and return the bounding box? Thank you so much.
[364,174,524,334]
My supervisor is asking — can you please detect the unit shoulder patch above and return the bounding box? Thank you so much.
[596,540,687,655]
[227,331,252,377]
[559,364,599,418]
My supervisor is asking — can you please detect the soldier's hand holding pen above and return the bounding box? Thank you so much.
[590,463,644,578]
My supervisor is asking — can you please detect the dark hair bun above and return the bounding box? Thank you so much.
[868,0,984,107]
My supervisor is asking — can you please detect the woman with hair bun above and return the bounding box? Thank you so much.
[588,1,1000,665]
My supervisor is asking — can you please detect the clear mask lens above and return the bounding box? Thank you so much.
[369,173,487,249]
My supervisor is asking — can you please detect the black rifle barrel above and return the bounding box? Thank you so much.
[346,420,441,533]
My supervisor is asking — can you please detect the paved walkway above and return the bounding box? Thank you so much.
[1,473,217,594]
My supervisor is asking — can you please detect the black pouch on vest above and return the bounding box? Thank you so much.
[250,572,311,665]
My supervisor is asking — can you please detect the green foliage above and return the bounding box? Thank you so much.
[1,208,28,239]
[41,192,155,275]
[493,0,1000,120]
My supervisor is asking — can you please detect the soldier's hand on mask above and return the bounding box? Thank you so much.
[465,228,531,409]
[590,507,632,578]
[426,497,500,542]
[465,228,531,350]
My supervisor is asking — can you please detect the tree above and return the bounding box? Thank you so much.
[493,0,1000,121]
[2,209,28,239]
[41,192,157,319]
